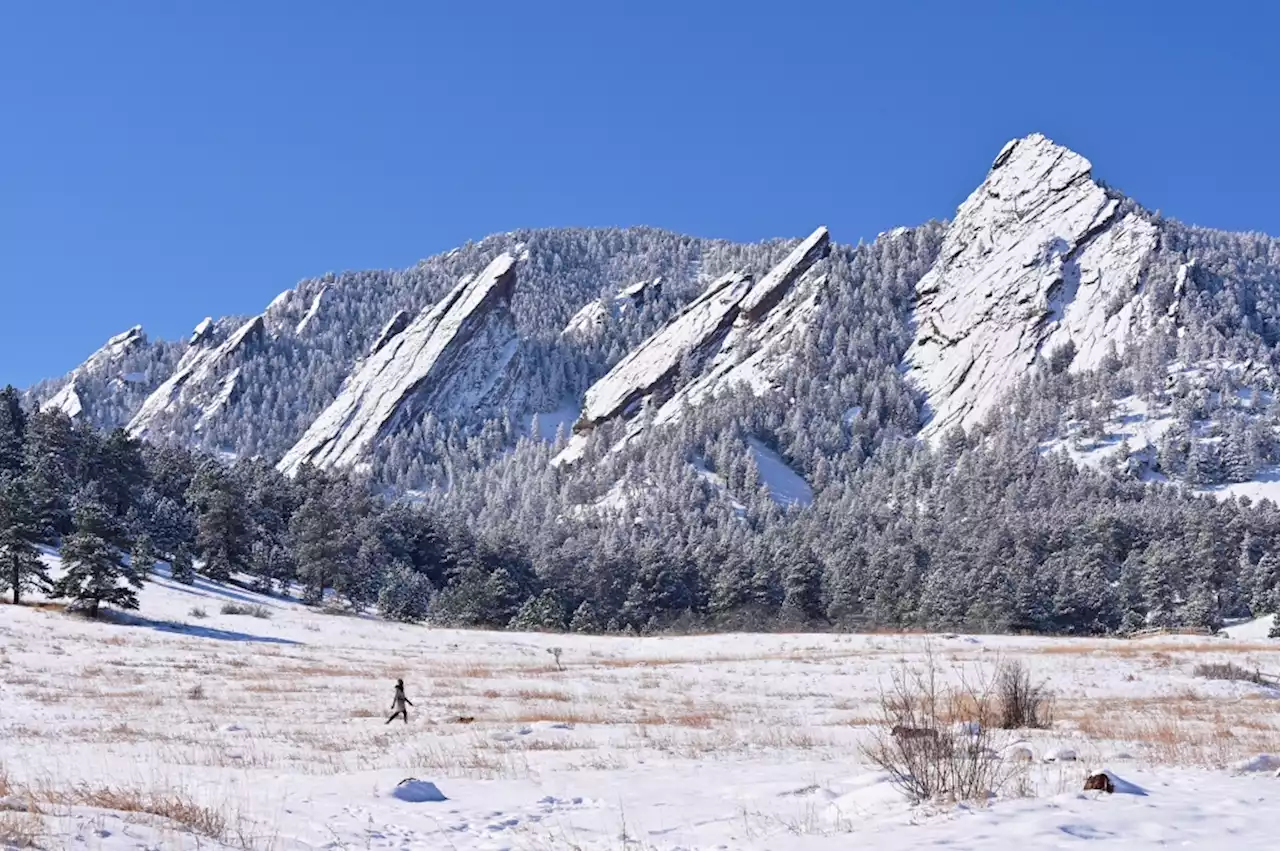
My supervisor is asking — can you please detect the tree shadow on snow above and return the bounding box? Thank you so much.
[101,610,301,645]
[149,566,289,608]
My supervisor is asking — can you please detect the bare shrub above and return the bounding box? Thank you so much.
[860,648,1022,804]
[0,810,42,848]
[220,602,271,619]
[189,606,208,619]
[1194,662,1265,684]
[997,659,1054,729]
[187,683,206,700]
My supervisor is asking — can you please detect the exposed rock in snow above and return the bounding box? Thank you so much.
[294,287,327,335]
[128,316,265,439]
[278,254,519,475]
[45,381,83,418]
[190,317,214,346]
[84,326,147,371]
[572,270,753,433]
[561,301,611,339]
[555,227,830,465]
[370,310,412,358]
[39,326,149,419]
[560,277,663,339]
[905,133,1161,442]
[196,368,242,431]
[736,226,830,323]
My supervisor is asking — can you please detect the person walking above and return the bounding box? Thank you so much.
[386,678,413,724]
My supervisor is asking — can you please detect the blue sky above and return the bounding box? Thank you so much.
[2,1,1277,387]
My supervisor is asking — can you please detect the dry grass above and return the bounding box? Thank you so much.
[61,785,229,839]
[0,810,42,849]
[1060,693,1280,767]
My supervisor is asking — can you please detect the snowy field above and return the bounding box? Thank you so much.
[3,564,1280,849]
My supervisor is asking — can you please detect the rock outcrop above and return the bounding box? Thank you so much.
[41,326,149,419]
[555,226,829,463]
[278,254,519,475]
[128,315,265,439]
[369,310,412,357]
[905,133,1160,441]
[560,277,663,340]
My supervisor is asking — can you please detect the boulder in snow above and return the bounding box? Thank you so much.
[391,778,447,803]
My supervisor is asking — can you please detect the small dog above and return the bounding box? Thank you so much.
[890,724,939,741]
[1083,773,1115,794]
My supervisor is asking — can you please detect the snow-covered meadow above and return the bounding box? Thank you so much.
[3,562,1280,850]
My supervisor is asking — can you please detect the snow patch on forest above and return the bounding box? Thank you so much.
[747,437,814,507]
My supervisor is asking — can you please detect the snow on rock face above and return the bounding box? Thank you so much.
[190,317,214,346]
[294,287,327,335]
[40,325,148,419]
[555,227,830,465]
[560,277,663,339]
[737,226,830,323]
[278,254,519,475]
[45,382,83,418]
[905,133,1160,442]
[572,270,753,432]
[127,316,265,439]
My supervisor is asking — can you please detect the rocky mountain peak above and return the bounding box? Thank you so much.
[905,133,1161,441]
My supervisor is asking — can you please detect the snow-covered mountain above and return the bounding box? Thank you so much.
[25,133,1280,509]
[905,133,1164,441]
[279,254,520,475]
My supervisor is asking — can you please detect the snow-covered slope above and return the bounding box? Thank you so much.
[127,315,266,440]
[278,254,519,475]
[906,133,1164,441]
[4,564,1280,851]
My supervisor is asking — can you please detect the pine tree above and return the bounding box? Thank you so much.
[191,461,250,583]
[780,549,824,625]
[569,600,602,633]
[130,532,156,581]
[0,475,50,604]
[171,544,196,585]
[377,564,433,623]
[289,493,348,604]
[23,410,78,540]
[55,488,140,617]
[0,385,27,477]
[509,589,566,632]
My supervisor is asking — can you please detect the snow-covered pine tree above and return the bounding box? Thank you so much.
[0,474,50,604]
[0,386,27,477]
[55,486,141,617]
[171,544,196,585]
[376,563,433,623]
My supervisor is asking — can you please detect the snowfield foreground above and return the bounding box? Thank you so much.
[3,571,1280,849]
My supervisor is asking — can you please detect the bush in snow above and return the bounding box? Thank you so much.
[996,659,1054,730]
[570,601,602,634]
[220,602,271,619]
[860,647,1022,804]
